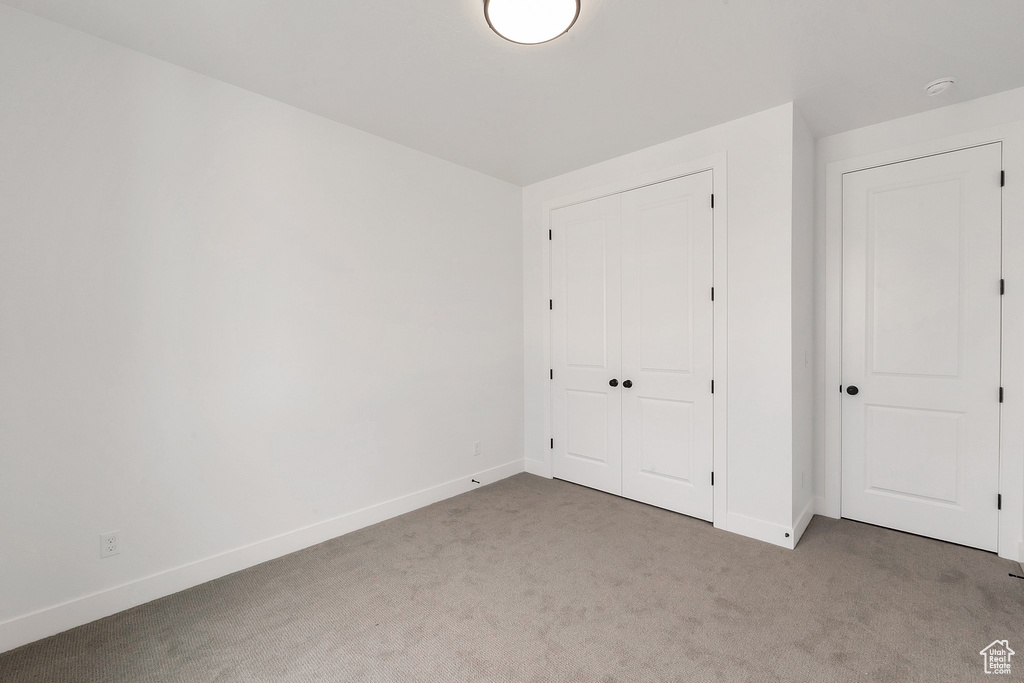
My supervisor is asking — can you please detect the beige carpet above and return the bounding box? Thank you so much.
[2,473,1022,682]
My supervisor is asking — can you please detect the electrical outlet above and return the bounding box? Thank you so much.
[472,441,481,457]
[100,532,120,558]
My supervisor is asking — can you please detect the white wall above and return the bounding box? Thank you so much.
[814,87,1024,561]
[0,6,524,651]
[791,109,816,529]
[523,104,805,546]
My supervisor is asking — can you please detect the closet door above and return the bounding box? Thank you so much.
[551,195,623,495]
[620,172,715,520]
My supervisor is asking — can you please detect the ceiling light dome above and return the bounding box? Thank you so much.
[484,0,580,45]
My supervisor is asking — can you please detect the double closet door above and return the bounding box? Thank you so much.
[550,172,715,521]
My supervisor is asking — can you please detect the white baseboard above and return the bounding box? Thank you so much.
[792,497,816,547]
[724,511,796,550]
[523,458,550,478]
[0,459,525,655]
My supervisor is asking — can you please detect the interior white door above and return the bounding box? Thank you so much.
[620,173,715,520]
[842,144,1002,551]
[551,194,623,495]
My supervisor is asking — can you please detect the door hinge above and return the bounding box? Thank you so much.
[711,471,715,486]
[548,229,552,240]
[711,287,715,301]
[1001,170,1005,187]
[998,493,1002,510]
[549,369,553,380]
[711,194,715,209]
[549,299,553,310]
[1000,387,1004,403]
[550,438,554,449]
[1001,279,1005,295]
[711,380,715,394]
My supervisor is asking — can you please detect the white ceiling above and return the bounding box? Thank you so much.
[5,0,1024,185]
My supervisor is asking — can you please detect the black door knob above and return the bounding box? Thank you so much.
[609,379,619,387]
[622,380,633,388]
[846,385,859,396]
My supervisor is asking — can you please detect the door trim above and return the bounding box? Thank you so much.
[539,153,729,527]
[824,128,1024,561]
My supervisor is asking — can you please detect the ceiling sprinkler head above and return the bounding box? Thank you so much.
[924,78,956,96]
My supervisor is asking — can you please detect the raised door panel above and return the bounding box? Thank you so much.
[864,405,964,505]
[565,218,609,368]
[638,202,693,374]
[638,397,694,483]
[565,390,610,465]
[868,179,963,378]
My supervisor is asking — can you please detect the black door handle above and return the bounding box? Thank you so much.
[609,379,619,387]
[622,380,633,388]
[846,385,859,396]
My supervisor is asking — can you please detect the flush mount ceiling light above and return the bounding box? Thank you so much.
[924,77,956,96]
[484,0,581,45]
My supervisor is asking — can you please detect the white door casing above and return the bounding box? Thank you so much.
[620,173,715,519]
[551,194,623,495]
[841,143,1002,551]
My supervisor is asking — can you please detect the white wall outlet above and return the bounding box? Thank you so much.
[100,531,120,558]
[472,441,481,457]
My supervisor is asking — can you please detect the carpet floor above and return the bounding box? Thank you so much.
[2,473,1022,682]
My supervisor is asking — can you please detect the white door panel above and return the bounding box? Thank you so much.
[842,144,1002,551]
[551,195,622,495]
[620,173,714,520]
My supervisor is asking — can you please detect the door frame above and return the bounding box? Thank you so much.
[539,153,729,527]
[824,127,1024,561]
